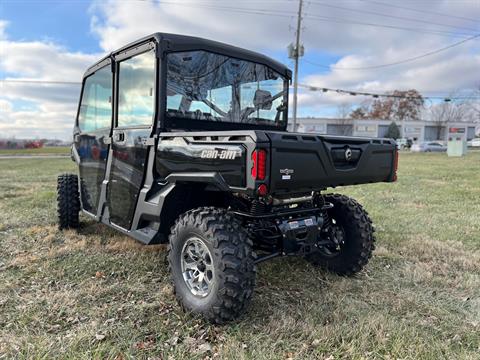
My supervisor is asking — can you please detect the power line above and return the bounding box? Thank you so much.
[304,13,473,39]
[303,33,480,70]
[158,1,293,19]
[156,1,473,39]
[152,1,479,79]
[3,79,476,101]
[298,84,480,101]
[309,1,479,34]
[361,0,480,24]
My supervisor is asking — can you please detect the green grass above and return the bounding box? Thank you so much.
[0,153,479,359]
[0,146,70,156]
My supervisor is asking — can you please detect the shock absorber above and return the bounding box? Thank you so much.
[322,210,332,233]
[250,200,266,216]
[315,194,331,233]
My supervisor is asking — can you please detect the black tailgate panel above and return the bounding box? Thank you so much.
[267,132,396,195]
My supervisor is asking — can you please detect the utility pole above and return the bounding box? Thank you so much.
[291,0,304,132]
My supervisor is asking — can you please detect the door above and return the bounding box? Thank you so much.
[107,48,156,229]
[378,125,390,138]
[74,64,112,215]
[424,126,445,141]
[327,124,353,136]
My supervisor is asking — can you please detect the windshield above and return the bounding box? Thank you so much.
[166,50,287,127]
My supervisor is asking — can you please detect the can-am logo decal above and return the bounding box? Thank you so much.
[280,168,294,175]
[200,149,237,160]
[280,168,294,180]
[345,147,352,161]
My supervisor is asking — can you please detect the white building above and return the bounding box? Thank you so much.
[290,118,479,142]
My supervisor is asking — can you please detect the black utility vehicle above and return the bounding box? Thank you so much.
[58,33,398,323]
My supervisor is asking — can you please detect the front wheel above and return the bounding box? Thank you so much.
[168,207,256,324]
[306,194,375,276]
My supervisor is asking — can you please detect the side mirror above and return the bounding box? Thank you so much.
[253,89,273,110]
[190,85,208,101]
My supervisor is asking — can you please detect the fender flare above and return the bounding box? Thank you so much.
[164,172,230,192]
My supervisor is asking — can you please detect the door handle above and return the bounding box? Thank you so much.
[114,132,125,142]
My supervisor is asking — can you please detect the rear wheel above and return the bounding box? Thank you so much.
[57,174,80,230]
[168,207,256,324]
[306,194,375,276]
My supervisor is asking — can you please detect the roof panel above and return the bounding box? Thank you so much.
[84,32,291,79]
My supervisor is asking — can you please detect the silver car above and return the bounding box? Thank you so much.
[411,142,447,152]
[467,138,480,147]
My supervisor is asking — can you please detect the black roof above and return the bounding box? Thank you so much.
[85,32,292,79]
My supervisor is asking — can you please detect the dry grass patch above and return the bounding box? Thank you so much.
[1,153,479,359]
[7,252,41,268]
[401,236,480,274]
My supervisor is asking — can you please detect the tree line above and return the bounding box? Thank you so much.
[335,88,479,140]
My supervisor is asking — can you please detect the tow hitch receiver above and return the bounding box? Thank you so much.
[277,215,323,254]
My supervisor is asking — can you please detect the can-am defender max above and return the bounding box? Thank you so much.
[58,33,398,323]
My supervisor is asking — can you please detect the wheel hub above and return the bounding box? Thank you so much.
[180,237,215,297]
[318,219,346,257]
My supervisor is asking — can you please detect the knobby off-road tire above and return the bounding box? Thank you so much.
[57,173,80,230]
[306,194,375,276]
[168,207,256,324]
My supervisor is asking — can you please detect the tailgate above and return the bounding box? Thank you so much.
[267,132,397,195]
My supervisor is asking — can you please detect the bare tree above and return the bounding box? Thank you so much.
[349,100,372,119]
[429,98,468,140]
[465,86,480,117]
[336,102,353,119]
[467,100,480,115]
[335,102,353,135]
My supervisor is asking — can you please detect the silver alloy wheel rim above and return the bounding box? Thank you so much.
[180,236,215,297]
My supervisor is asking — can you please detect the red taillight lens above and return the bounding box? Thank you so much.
[393,149,399,182]
[251,150,257,179]
[257,149,266,180]
[251,149,267,180]
[257,184,268,196]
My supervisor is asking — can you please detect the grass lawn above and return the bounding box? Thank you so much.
[0,153,479,359]
[0,146,70,156]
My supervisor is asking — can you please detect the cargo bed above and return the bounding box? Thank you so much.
[266,131,397,196]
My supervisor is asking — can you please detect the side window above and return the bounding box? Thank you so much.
[117,50,156,127]
[78,66,112,132]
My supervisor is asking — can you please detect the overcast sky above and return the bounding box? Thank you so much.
[0,0,479,140]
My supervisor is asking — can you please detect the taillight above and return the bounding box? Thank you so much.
[257,184,268,196]
[257,150,266,180]
[393,149,399,182]
[251,149,267,180]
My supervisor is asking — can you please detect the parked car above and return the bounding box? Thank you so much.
[395,138,413,150]
[467,138,480,147]
[57,33,398,323]
[411,142,447,152]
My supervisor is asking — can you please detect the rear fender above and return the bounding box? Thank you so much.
[157,180,231,238]
[164,172,230,192]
